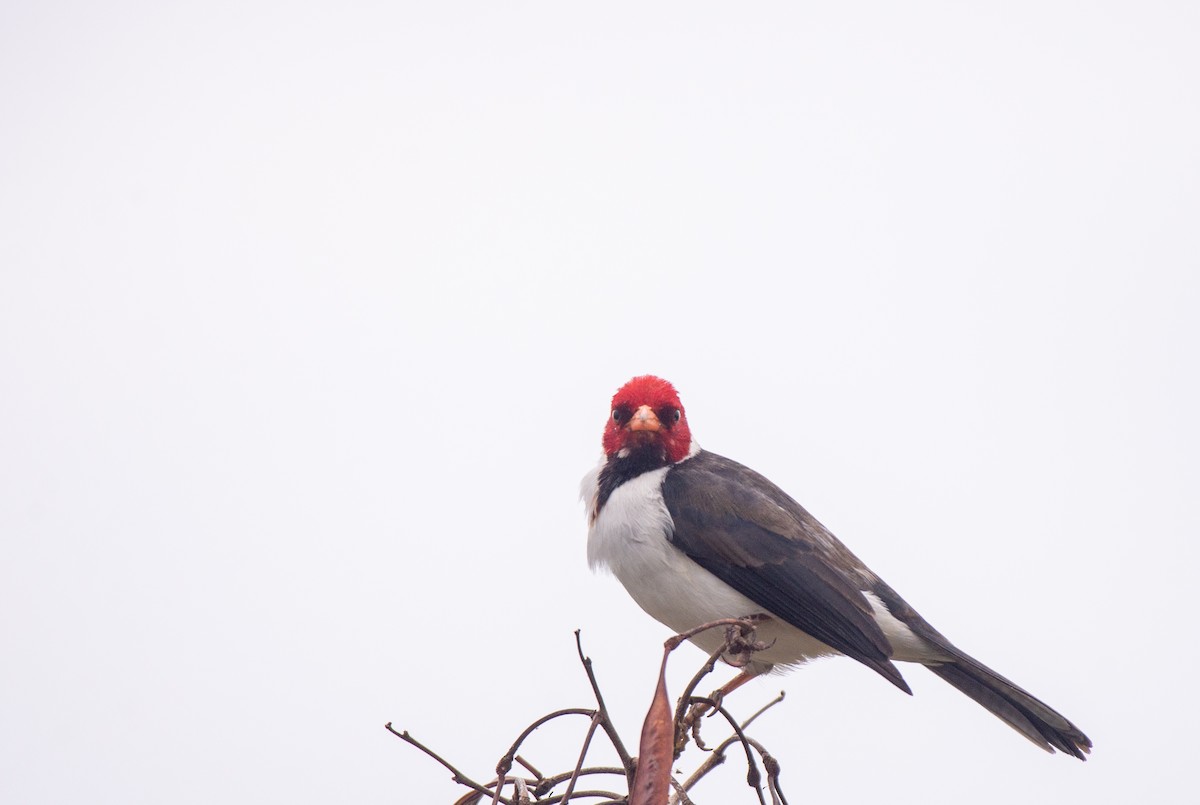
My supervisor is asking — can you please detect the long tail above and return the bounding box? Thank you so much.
[867,579,1091,759]
[927,653,1092,760]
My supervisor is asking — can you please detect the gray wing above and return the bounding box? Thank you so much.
[661,451,911,693]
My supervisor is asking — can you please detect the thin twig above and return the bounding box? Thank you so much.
[495,707,597,782]
[664,615,767,652]
[669,776,697,805]
[740,691,785,731]
[671,691,788,803]
[538,791,625,805]
[492,752,508,805]
[672,734,735,803]
[670,617,769,754]
[673,644,726,742]
[384,724,513,805]
[514,755,543,782]
[742,737,788,805]
[574,630,635,784]
[535,766,628,795]
[451,790,486,805]
[559,712,602,805]
[394,625,790,805]
[687,698,767,805]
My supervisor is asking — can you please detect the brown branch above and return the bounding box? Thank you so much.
[672,733,734,802]
[668,618,769,710]
[687,698,767,805]
[669,776,697,805]
[384,723,513,805]
[394,625,790,805]
[668,616,770,754]
[741,737,788,805]
[491,758,507,805]
[495,707,597,779]
[740,691,785,731]
[673,690,788,803]
[664,615,767,652]
[514,755,542,782]
[559,713,602,805]
[574,630,636,784]
[535,766,628,795]
[672,644,726,752]
[538,791,625,805]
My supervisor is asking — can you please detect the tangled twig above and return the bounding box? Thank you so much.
[390,619,790,803]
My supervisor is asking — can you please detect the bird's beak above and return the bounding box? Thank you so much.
[629,405,662,433]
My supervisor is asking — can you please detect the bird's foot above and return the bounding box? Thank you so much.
[679,700,714,753]
[722,617,775,667]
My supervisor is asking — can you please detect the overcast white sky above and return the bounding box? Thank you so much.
[2,2,1198,803]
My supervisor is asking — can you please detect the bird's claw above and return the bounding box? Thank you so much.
[722,619,775,667]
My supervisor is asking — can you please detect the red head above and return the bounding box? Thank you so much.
[602,375,693,464]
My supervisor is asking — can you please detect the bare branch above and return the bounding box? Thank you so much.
[559,713,602,805]
[538,791,626,805]
[672,690,786,803]
[575,630,635,784]
[664,615,768,652]
[451,790,485,805]
[385,724,513,805]
[742,737,788,805]
[672,643,726,750]
[536,766,628,794]
[513,755,542,782]
[513,778,531,805]
[669,617,769,754]
[393,626,792,805]
[740,691,785,731]
[669,775,698,805]
[671,736,731,803]
[687,698,767,805]
[495,707,597,781]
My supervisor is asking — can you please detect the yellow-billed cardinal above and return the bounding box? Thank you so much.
[582,375,1091,759]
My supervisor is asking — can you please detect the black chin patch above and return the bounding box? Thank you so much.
[596,443,670,512]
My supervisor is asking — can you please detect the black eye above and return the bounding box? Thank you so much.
[673,408,682,422]
[612,409,621,421]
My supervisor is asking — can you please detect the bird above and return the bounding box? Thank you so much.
[581,374,1091,759]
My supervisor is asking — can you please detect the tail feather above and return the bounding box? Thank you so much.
[866,579,1091,758]
[928,658,1092,760]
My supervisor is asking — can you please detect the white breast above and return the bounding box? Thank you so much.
[582,460,840,670]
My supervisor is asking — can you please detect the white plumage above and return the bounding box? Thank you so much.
[583,455,850,672]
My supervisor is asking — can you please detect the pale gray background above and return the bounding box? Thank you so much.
[2,2,1197,803]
